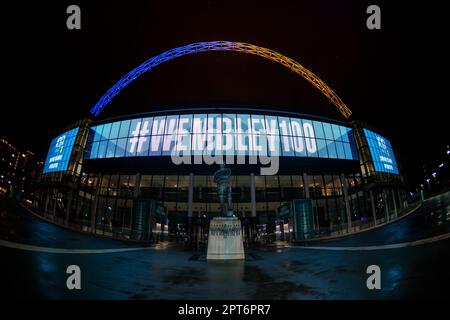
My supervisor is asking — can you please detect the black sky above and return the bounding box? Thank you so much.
[1,1,447,188]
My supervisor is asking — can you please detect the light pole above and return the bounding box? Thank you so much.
[426,178,431,195]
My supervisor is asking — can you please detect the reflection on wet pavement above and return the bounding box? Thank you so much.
[0,192,449,299]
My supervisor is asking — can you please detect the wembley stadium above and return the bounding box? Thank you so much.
[32,41,407,244]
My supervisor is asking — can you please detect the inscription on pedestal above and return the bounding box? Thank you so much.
[207,217,245,260]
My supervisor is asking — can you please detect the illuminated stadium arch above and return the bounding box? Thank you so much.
[90,41,352,118]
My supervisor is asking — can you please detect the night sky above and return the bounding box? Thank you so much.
[1,1,447,188]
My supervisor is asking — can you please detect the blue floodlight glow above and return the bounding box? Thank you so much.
[43,128,79,174]
[363,128,399,174]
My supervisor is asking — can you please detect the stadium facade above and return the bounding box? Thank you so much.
[32,41,408,243]
[33,108,407,243]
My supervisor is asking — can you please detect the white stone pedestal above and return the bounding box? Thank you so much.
[207,217,245,260]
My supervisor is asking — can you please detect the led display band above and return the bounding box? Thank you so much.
[85,113,359,161]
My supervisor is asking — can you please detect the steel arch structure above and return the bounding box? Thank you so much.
[90,41,352,118]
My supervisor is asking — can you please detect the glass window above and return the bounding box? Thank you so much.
[149,135,163,156]
[125,137,137,157]
[222,114,236,134]
[178,115,193,134]
[165,175,178,188]
[343,142,353,160]
[280,135,295,157]
[313,121,325,139]
[292,135,306,157]
[347,129,356,145]
[266,176,280,188]
[323,175,333,188]
[97,140,108,158]
[101,175,110,189]
[114,138,127,158]
[335,141,346,159]
[333,175,343,195]
[109,121,121,139]
[118,120,131,138]
[326,140,338,159]
[331,124,343,141]
[346,174,356,188]
[277,117,291,136]
[128,175,136,189]
[207,114,221,134]
[237,176,250,188]
[106,139,117,158]
[178,175,189,188]
[109,175,119,189]
[152,175,165,188]
[340,126,350,143]
[102,123,112,140]
[165,115,179,135]
[88,142,97,159]
[136,136,150,156]
[291,175,303,188]
[193,175,206,187]
[175,134,191,155]
[128,118,143,137]
[290,118,303,136]
[162,134,176,156]
[267,135,280,157]
[93,125,104,142]
[279,175,292,187]
[313,175,325,197]
[305,139,318,158]
[251,133,267,157]
[192,130,206,156]
[350,143,359,160]
[192,114,207,134]
[316,139,328,158]
[88,174,98,187]
[322,123,334,140]
[235,134,250,156]
[251,114,265,134]
[119,175,129,188]
[254,176,266,188]
[264,115,279,135]
[236,114,251,133]
[140,117,153,137]
[140,175,152,188]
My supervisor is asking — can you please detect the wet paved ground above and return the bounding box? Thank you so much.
[0,192,449,299]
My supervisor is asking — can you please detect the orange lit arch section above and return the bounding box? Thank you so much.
[90,41,352,118]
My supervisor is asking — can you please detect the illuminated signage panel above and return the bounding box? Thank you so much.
[43,128,79,173]
[85,114,359,161]
[363,128,399,174]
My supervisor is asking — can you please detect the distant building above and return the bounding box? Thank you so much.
[0,139,16,195]
[0,138,39,199]
[422,145,450,195]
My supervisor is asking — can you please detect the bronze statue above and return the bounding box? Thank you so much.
[213,163,233,217]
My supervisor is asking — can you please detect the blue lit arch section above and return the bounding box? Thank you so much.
[90,41,352,118]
